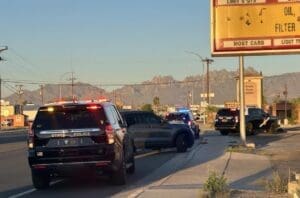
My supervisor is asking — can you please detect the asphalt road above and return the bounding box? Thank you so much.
[0,131,180,198]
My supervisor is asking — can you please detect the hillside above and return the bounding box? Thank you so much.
[4,68,300,107]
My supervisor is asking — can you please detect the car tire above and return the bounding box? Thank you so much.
[195,129,200,139]
[220,130,229,136]
[176,134,188,153]
[111,152,127,185]
[126,154,135,174]
[31,170,50,189]
[266,122,277,133]
[246,122,255,135]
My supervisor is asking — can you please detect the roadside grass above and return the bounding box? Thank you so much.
[265,171,288,194]
[200,171,229,198]
[226,144,255,154]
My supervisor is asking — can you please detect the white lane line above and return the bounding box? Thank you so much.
[135,150,160,159]
[8,180,63,198]
[126,188,145,198]
[8,189,36,198]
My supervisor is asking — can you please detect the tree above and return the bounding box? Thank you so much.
[140,104,153,112]
[153,96,160,107]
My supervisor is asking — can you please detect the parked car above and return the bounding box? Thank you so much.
[165,111,200,139]
[214,107,279,136]
[120,111,194,153]
[28,101,135,189]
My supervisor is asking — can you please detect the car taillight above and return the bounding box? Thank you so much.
[105,124,115,144]
[28,124,34,149]
[188,121,192,126]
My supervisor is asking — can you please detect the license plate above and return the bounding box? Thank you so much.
[47,138,80,147]
[61,139,78,146]
[221,119,228,123]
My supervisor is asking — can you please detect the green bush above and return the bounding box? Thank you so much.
[265,171,288,194]
[140,104,153,112]
[203,171,229,197]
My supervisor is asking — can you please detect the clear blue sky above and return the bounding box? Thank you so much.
[0,0,299,96]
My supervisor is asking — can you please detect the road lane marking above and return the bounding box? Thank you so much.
[126,142,202,198]
[8,180,63,198]
[135,150,160,159]
[8,189,36,198]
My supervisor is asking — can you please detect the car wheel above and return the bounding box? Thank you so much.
[31,170,50,189]
[176,134,188,153]
[246,122,255,135]
[266,122,277,133]
[194,128,200,139]
[126,154,135,174]
[220,130,229,136]
[111,152,127,185]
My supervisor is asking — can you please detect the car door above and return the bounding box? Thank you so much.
[145,113,173,148]
[248,108,263,129]
[111,106,133,161]
[126,113,149,149]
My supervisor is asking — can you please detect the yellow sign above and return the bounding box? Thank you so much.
[211,0,300,56]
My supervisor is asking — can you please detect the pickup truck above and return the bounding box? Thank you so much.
[214,107,279,135]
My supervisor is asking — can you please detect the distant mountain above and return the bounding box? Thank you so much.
[4,68,300,107]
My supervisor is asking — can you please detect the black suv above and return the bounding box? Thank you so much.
[121,111,194,153]
[28,101,135,189]
[215,107,279,135]
[165,111,200,139]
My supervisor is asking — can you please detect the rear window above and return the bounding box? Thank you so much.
[32,105,106,131]
[166,113,190,122]
[217,109,239,116]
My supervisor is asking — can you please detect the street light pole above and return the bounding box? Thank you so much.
[185,51,214,105]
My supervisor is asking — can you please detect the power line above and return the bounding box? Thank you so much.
[3,82,18,93]
[2,78,207,87]
[9,48,42,74]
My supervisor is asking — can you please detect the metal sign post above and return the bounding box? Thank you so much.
[239,56,246,145]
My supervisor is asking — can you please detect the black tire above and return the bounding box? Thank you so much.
[111,153,127,185]
[176,134,188,153]
[126,154,135,174]
[220,130,229,136]
[194,128,200,139]
[31,170,50,189]
[266,122,277,133]
[246,122,255,135]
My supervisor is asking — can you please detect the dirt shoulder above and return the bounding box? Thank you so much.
[246,128,300,178]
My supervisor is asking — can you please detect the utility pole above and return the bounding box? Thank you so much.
[185,51,214,105]
[67,72,76,101]
[202,58,214,105]
[16,85,24,114]
[39,85,44,104]
[0,46,8,130]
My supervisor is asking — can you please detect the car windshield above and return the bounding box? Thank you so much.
[32,106,106,131]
